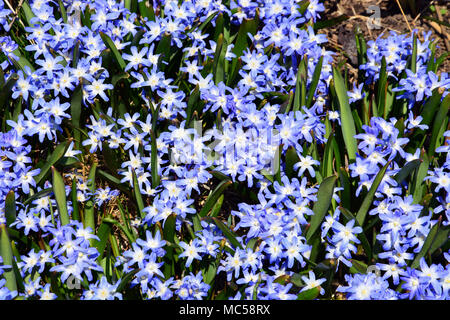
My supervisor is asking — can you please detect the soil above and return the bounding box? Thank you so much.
[320,0,450,74]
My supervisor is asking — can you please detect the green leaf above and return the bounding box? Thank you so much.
[204,262,218,285]
[298,1,310,15]
[338,167,352,210]
[101,143,120,174]
[150,129,160,188]
[0,225,17,292]
[314,14,349,30]
[84,163,98,234]
[355,161,391,227]
[21,1,36,26]
[306,56,323,108]
[58,0,68,23]
[410,217,441,269]
[111,72,130,87]
[321,134,335,179]
[213,13,225,42]
[332,67,357,162]
[163,214,177,260]
[209,194,224,218]
[155,34,172,70]
[355,29,367,67]
[410,34,417,73]
[186,85,200,126]
[199,180,232,217]
[115,269,139,293]
[306,175,338,242]
[394,159,421,185]
[5,191,16,227]
[412,151,429,203]
[102,217,136,244]
[435,52,450,70]
[80,7,92,28]
[117,199,134,237]
[22,188,53,206]
[72,41,81,68]
[376,56,388,118]
[94,222,113,261]
[420,90,442,127]
[428,225,450,256]
[139,1,155,20]
[293,57,307,112]
[297,287,320,300]
[428,95,450,157]
[212,33,228,85]
[97,169,130,196]
[205,217,242,250]
[11,49,35,73]
[132,170,145,219]
[52,167,70,226]
[100,32,127,71]
[285,146,300,179]
[0,73,19,109]
[231,17,258,58]
[191,213,203,233]
[226,57,242,87]
[70,84,83,149]
[34,140,71,186]
[230,17,258,78]
[189,11,218,34]
[71,179,80,222]
[349,259,368,274]
[0,68,4,88]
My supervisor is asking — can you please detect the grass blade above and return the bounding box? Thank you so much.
[199,180,232,217]
[297,287,320,300]
[355,161,391,227]
[205,217,242,250]
[0,224,17,292]
[394,159,421,185]
[412,151,429,202]
[306,56,323,109]
[132,170,145,219]
[100,32,127,71]
[376,57,388,118]
[102,217,135,244]
[94,222,113,261]
[428,95,450,157]
[293,57,307,112]
[52,167,70,226]
[332,67,357,162]
[34,139,71,186]
[410,217,441,269]
[5,191,16,227]
[306,175,338,242]
[84,163,98,234]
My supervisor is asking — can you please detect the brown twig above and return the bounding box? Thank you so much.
[395,0,413,33]
[5,0,26,29]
